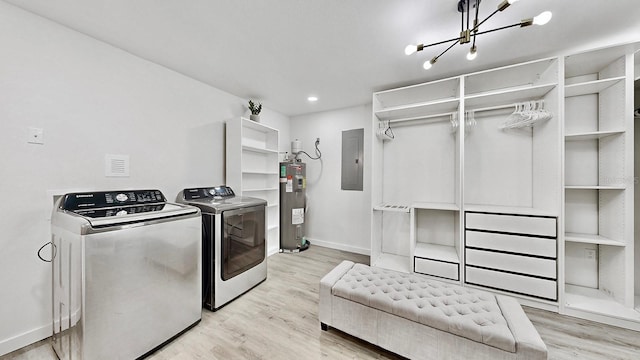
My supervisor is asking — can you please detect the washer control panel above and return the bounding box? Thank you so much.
[61,189,166,210]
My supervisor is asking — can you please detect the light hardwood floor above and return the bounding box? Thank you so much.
[2,245,639,359]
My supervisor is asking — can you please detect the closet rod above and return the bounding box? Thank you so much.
[467,103,515,113]
[387,111,456,124]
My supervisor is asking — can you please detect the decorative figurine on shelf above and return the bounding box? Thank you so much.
[248,100,262,121]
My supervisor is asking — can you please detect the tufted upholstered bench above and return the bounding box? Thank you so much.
[319,261,547,359]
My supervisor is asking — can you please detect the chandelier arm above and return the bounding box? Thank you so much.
[434,38,460,61]
[422,35,464,49]
[472,0,480,46]
[473,22,522,37]
[466,0,470,31]
[473,8,500,31]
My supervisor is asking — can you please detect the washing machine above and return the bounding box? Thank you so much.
[178,186,267,311]
[50,189,202,360]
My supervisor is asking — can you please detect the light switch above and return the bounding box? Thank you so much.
[28,127,44,144]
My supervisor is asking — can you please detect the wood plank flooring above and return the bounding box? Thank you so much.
[2,245,639,359]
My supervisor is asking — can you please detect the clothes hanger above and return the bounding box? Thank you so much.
[385,121,395,139]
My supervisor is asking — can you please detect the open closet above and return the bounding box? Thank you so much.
[463,59,560,303]
[371,77,461,275]
[371,41,640,330]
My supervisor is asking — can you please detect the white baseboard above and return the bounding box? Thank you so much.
[268,245,280,256]
[305,237,370,256]
[0,324,51,357]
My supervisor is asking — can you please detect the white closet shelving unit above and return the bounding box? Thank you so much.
[226,118,280,252]
[412,204,461,281]
[563,44,640,328]
[372,41,640,330]
[462,58,560,306]
[371,77,461,275]
[463,57,560,215]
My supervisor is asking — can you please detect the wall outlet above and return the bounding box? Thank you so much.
[27,127,44,144]
[584,248,597,260]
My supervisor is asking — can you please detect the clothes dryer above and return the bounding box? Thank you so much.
[179,186,267,311]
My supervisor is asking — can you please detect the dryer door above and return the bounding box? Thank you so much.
[221,205,266,280]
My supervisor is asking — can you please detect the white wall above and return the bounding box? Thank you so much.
[0,3,289,355]
[290,104,372,255]
[635,81,640,297]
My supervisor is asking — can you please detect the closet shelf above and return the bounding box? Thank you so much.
[565,232,625,246]
[374,77,459,110]
[564,76,625,97]
[374,98,459,121]
[564,185,626,190]
[373,204,411,213]
[372,253,410,273]
[464,83,556,109]
[414,243,459,264]
[565,130,625,141]
[242,145,279,154]
[464,204,556,217]
[464,58,557,96]
[565,285,640,321]
[411,202,459,211]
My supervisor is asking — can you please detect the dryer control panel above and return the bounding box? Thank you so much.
[183,186,235,200]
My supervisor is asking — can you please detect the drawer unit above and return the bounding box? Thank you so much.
[414,257,459,281]
[465,266,557,300]
[464,211,557,302]
[465,248,556,279]
[466,230,557,257]
[466,212,557,237]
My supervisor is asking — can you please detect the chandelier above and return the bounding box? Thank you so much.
[405,0,552,69]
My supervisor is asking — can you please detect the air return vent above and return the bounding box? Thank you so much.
[105,154,129,177]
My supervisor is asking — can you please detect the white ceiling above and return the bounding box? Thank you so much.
[4,0,640,116]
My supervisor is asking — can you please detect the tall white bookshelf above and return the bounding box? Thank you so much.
[226,118,280,254]
[563,45,639,328]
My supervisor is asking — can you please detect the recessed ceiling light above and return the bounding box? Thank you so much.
[307,96,318,102]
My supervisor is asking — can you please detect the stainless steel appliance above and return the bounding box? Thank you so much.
[50,189,202,360]
[178,186,267,311]
[279,161,309,252]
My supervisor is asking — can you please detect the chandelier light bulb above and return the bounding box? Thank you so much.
[466,46,478,60]
[533,11,552,25]
[404,44,418,55]
[423,57,437,70]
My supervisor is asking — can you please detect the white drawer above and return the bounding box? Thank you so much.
[465,266,557,300]
[466,212,556,237]
[466,230,557,258]
[465,249,556,279]
[414,257,459,281]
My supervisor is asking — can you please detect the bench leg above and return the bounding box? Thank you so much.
[321,322,329,331]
